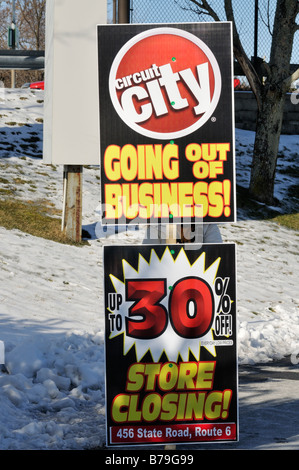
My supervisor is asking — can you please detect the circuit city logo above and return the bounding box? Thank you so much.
[109,28,222,140]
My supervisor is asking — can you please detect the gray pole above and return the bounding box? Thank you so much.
[113,0,117,23]
[12,0,16,23]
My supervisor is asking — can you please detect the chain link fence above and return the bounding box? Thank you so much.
[127,0,298,90]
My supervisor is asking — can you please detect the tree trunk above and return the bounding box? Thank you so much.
[249,87,285,204]
[248,0,298,204]
[187,0,298,205]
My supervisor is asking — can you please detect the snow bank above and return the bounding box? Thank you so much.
[0,89,299,450]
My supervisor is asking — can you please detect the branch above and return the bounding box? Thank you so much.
[258,0,274,36]
[178,0,264,108]
[175,0,221,21]
[191,0,220,21]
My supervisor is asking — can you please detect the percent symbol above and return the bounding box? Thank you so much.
[215,277,231,314]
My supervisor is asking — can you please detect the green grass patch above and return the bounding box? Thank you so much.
[0,198,86,246]
[0,188,14,196]
[0,176,10,185]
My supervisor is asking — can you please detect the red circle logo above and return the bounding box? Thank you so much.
[109,28,221,140]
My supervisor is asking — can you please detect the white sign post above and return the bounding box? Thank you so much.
[43,0,107,166]
[43,0,107,241]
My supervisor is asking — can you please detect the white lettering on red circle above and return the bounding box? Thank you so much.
[109,28,222,140]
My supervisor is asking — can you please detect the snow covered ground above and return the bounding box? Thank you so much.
[0,88,299,450]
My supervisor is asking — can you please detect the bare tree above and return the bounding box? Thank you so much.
[180,0,299,205]
[248,0,298,204]
[0,1,11,48]
[0,0,45,49]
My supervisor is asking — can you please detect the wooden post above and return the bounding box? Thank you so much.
[164,222,178,451]
[116,5,177,450]
[163,222,198,450]
[11,70,15,88]
[166,222,177,244]
[62,165,82,242]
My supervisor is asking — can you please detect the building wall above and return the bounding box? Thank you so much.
[234,91,299,135]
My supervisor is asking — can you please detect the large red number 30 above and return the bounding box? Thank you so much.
[169,277,214,338]
[126,277,214,339]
